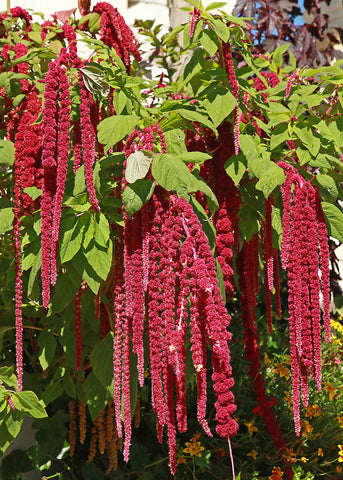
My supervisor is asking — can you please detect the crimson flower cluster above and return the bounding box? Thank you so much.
[278,161,330,436]
[93,2,141,74]
[222,43,240,155]
[41,54,72,308]
[13,91,43,391]
[237,239,294,480]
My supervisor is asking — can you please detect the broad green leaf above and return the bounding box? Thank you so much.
[90,333,114,388]
[38,329,57,371]
[80,63,110,97]
[12,391,47,418]
[199,29,218,56]
[41,382,63,407]
[63,375,76,399]
[322,202,343,242]
[23,187,42,201]
[178,49,204,91]
[294,124,320,156]
[0,423,13,456]
[316,174,338,202]
[256,163,285,198]
[193,174,219,215]
[164,129,187,155]
[0,367,17,389]
[238,205,260,242]
[49,271,79,315]
[93,212,110,248]
[178,108,216,133]
[97,115,140,152]
[189,197,216,251]
[59,215,85,264]
[202,88,236,127]
[239,134,259,165]
[83,239,113,282]
[297,146,311,166]
[224,152,247,186]
[64,192,91,212]
[270,123,289,150]
[122,179,155,218]
[80,212,94,249]
[125,150,153,183]
[272,43,290,68]
[4,410,23,437]
[181,152,212,163]
[0,140,15,165]
[205,2,227,11]
[152,154,199,195]
[210,17,230,42]
[84,373,112,420]
[0,207,14,234]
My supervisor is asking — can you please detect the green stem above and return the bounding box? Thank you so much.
[144,456,169,469]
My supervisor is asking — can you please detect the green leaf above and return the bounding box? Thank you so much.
[270,123,289,150]
[164,129,187,155]
[152,154,199,195]
[205,2,227,11]
[178,49,204,91]
[41,382,63,407]
[12,391,47,418]
[122,179,155,218]
[224,152,247,185]
[90,333,114,388]
[0,207,14,234]
[27,245,42,297]
[188,197,216,251]
[193,174,219,215]
[180,152,212,163]
[316,174,338,202]
[4,410,23,438]
[322,202,343,242]
[255,163,285,198]
[97,115,140,152]
[178,108,216,133]
[38,329,57,371]
[59,214,85,264]
[294,124,320,156]
[238,205,260,242]
[64,192,91,212]
[23,186,42,201]
[84,373,112,420]
[0,140,15,165]
[202,87,236,127]
[49,271,79,314]
[80,63,110,97]
[83,239,113,282]
[272,43,290,69]
[93,212,110,248]
[199,29,218,56]
[125,150,153,183]
[210,17,230,42]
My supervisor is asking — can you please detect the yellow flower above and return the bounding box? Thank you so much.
[338,445,343,463]
[283,392,293,411]
[284,355,291,365]
[269,466,284,480]
[301,419,313,438]
[323,381,336,401]
[318,448,324,456]
[244,419,258,436]
[274,363,290,379]
[176,456,186,466]
[264,353,272,366]
[183,440,204,457]
[305,404,321,419]
[336,414,343,429]
[282,447,297,463]
[301,456,308,463]
[247,449,258,459]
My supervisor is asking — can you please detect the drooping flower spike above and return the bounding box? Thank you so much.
[278,161,331,435]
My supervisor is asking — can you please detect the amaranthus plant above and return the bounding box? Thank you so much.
[0,1,343,480]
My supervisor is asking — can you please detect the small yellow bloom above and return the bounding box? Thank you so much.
[338,445,343,463]
[269,466,284,480]
[274,363,290,379]
[301,419,313,438]
[264,352,272,366]
[305,404,321,419]
[283,392,293,411]
[176,456,186,466]
[323,381,336,401]
[301,456,308,463]
[318,448,324,456]
[284,355,291,365]
[244,419,258,436]
[183,440,204,457]
[282,447,297,463]
[247,449,258,459]
[336,414,343,428]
